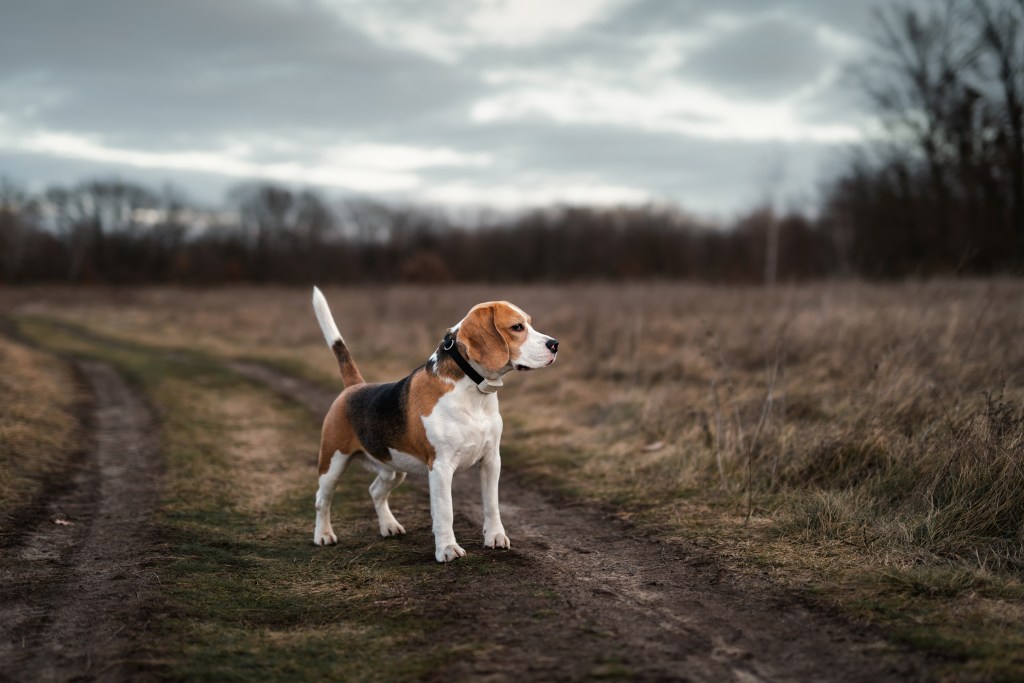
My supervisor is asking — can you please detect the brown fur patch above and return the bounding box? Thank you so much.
[332,340,365,387]
[392,366,455,469]
[459,301,528,374]
[317,365,455,473]
[318,390,366,474]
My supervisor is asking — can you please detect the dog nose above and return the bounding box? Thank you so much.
[546,338,559,353]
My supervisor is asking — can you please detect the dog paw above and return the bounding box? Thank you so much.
[484,530,510,549]
[435,543,466,563]
[379,520,406,537]
[313,528,338,546]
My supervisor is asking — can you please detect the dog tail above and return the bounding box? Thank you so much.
[312,286,365,387]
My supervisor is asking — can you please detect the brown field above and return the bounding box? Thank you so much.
[2,279,1023,679]
[0,332,84,532]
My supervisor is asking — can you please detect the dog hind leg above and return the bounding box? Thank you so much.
[314,450,350,546]
[369,470,407,537]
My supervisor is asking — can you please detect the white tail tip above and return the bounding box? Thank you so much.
[311,286,343,347]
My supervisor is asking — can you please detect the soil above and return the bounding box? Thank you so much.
[0,337,935,682]
[0,360,162,683]
[229,361,934,683]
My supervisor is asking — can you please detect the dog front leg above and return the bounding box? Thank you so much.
[429,463,465,563]
[480,451,510,549]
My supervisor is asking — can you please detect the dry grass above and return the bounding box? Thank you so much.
[0,334,84,529]
[7,281,1023,560]
[181,385,306,514]
[6,279,1024,676]
[11,319,473,680]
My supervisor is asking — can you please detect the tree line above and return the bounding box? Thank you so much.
[1,0,1021,285]
[821,0,1024,276]
[0,179,833,284]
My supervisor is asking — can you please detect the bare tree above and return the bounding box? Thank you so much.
[973,0,1024,249]
[827,0,1024,274]
[0,179,41,282]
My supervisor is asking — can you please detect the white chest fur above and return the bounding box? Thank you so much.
[381,377,503,475]
[423,377,503,472]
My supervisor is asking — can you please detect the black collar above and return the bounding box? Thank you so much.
[441,331,485,385]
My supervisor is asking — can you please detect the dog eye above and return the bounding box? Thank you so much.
[511,323,524,332]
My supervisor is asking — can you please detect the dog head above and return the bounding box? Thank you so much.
[457,301,558,377]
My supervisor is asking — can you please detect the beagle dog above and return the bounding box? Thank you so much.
[310,287,559,563]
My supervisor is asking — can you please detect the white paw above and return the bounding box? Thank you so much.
[379,519,406,537]
[435,543,467,563]
[484,530,510,549]
[313,528,337,546]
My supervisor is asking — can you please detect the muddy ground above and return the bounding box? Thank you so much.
[0,349,933,681]
[230,361,932,683]
[0,361,162,683]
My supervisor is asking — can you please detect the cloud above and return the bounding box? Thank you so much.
[606,0,868,38]
[0,0,480,148]
[680,17,834,99]
[0,0,874,215]
[394,121,838,214]
[0,119,492,193]
[422,179,650,208]
[469,71,859,142]
[326,0,625,60]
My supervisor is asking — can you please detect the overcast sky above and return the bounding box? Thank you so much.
[0,0,875,216]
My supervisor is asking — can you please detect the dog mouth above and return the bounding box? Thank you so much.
[516,355,556,371]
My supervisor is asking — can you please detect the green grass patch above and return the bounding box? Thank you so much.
[15,317,476,681]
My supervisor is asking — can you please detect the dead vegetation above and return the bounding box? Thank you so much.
[0,333,84,532]
[5,279,1024,676]
[6,319,472,680]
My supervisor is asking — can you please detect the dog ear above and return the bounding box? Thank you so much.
[459,304,510,374]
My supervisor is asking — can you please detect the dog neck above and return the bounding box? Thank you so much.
[433,334,504,394]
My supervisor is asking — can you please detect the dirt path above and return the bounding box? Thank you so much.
[0,360,161,683]
[229,361,932,683]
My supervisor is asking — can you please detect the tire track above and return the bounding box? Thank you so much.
[0,361,161,683]
[228,360,932,683]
